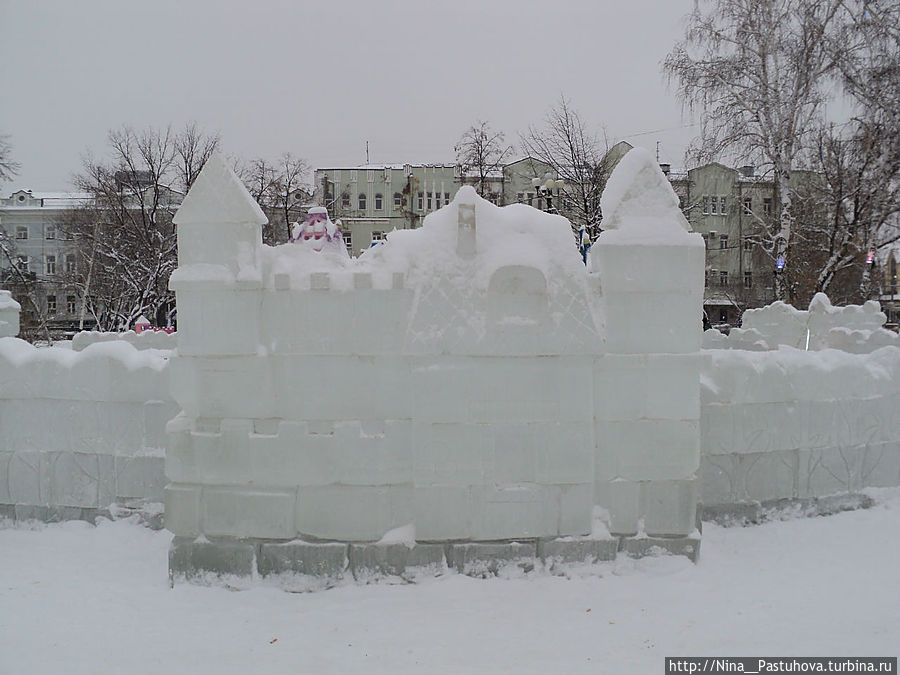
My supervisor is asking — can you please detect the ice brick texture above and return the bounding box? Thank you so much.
[0,336,176,514]
[699,344,900,506]
[166,149,706,544]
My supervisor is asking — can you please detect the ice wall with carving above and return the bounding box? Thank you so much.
[0,336,176,520]
[164,149,706,564]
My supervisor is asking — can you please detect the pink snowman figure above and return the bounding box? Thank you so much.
[290,206,348,256]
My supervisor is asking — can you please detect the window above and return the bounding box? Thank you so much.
[744,271,753,289]
[743,239,753,252]
[374,193,383,211]
[358,193,366,211]
[517,192,525,203]
[342,231,352,254]
[47,295,57,314]
[743,196,752,215]
[719,308,728,323]
[719,234,728,250]
[705,270,710,288]
[15,226,28,240]
[426,193,432,210]
[444,192,450,205]
[710,197,717,215]
[719,270,728,287]
[46,255,56,275]
[393,192,402,210]
[371,231,385,246]
[763,197,773,216]
[349,170,357,182]
[65,254,76,273]
[46,225,56,240]
[341,192,350,208]
[702,196,709,215]
[67,295,77,314]
[720,196,727,214]
[417,192,424,210]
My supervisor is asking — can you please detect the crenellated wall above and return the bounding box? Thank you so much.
[164,149,706,581]
[0,336,176,522]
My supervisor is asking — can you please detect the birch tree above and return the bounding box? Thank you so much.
[664,0,846,301]
[0,134,21,183]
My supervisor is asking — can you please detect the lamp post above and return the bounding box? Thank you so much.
[530,172,564,214]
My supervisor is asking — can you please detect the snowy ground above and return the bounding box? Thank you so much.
[2,491,898,674]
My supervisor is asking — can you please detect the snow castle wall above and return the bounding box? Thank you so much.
[0,289,20,338]
[0,337,176,521]
[164,150,706,573]
[699,298,900,517]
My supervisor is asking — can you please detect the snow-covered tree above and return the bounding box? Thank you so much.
[60,123,220,331]
[664,0,847,301]
[236,153,311,245]
[455,121,514,200]
[519,96,609,241]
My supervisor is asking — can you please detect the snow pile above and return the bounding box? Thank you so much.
[597,147,693,242]
[704,293,897,352]
[72,329,177,352]
[0,289,20,338]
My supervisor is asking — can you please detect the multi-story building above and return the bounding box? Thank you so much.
[0,189,90,334]
[880,247,899,327]
[315,158,559,256]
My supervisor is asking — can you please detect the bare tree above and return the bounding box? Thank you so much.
[60,123,219,331]
[664,0,847,301]
[238,153,311,245]
[0,228,53,342]
[455,120,514,199]
[0,134,21,183]
[520,96,609,240]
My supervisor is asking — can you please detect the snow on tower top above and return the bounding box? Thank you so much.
[599,147,691,238]
[174,152,267,227]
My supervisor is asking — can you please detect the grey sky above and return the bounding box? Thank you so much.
[0,0,697,192]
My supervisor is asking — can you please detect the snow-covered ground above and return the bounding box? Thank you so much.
[2,491,898,674]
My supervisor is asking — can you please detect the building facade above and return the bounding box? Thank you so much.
[315,158,559,256]
[0,190,89,335]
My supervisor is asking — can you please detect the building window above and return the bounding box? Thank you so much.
[393,192,402,210]
[702,196,709,215]
[65,254,76,273]
[720,196,727,214]
[744,271,753,288]
[371,231,385,246]
[517,192,525,203]
[46,225,56,240]
[719,270,728,287]
[46,255,56,275]
[15,226,28,240]
[341,192,350,208]
[342,231,352,254]
[763,197,773,216]
[743,238,753,252]
[374,193,383,211]
[743,196,752,215]
[358,193,366,211]
[719,234,728,250]
[67,295,77,314]
[444,192,450,205]
[426,193,432,210]
[47,295,57,314]
[710,196,718,215]
[349,170,357,182]
[417,192,424,210]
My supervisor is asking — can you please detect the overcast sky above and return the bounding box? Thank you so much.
[0,0,698,192]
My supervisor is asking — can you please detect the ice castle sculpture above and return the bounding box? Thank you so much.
[164,149,706,585]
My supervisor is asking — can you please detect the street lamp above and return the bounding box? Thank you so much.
[530,172,564,213]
